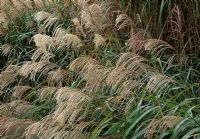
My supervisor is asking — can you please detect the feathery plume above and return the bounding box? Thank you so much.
[116,52,154,75]
[53,87,91,126]
[0,13,8,29]
[31,48,54,61]
[81,4,107,32]
[12,86,32,99]
[0,117,34,139]
[11,0,27,11]
[52,27,83,50]
[83,63,112,92]
[144,39,174,56]
[33,0,45,9]
[37,86,58,100]
[19,61,57,81]
[43,16,60,32]
[93,34,106,49]
[116,12,132,30]
[145,116,183,139]
[69,56,98,73]
[72,17,86,38]
[63,33,83,49]
[0,44,12,56]
[34,11,52,23]
[47,68,68,86]
[0,65,20,89]
[146,74,175,93]
[33,34,53,50]
[125,30,149,53]
[106,67,137,88]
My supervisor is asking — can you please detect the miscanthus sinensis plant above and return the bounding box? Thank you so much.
[0,0,200,139]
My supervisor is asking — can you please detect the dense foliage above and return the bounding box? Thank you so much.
[0,0,200,139]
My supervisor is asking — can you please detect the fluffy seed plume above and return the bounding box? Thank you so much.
[43,16,60,32]
[125,30,149,53]
[53,87,91,126]
[0,65,20,89]
[0,117,34,139]
[72,17,86,37]
[145,116,183,139]
[51,27,83,50]
[0,44,12,56]
[93,34,106,49]
[64,33,83,49]
[12,86,32,99]
[106,67,137,88]
[83,63,112,92]
[116,52,154,75]
[69,56,98,73]
[116,52,145,68]
[33,0,46,9]
[31,48,54,61]
[144,39,174,56]
[146,74,175,93]
[34,11,52,23]
[47,68,68,86]
[33,34,53,50]
[0,13,9,31]
[19,61,57,81]
[37,86,58,100]
[116,12,132,30]
[81,4,107,32]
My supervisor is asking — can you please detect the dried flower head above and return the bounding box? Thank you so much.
[116,12,132,30]
[81,4,107,32]
[93,34,106,49]
[19,61,57,81]
[34,11,52,23]
[69,56,98,73]
[12,86,32,99]
[33,34,53,50]
[47,68,68,86]
[145,116,183,139]
[146,74,175,93]
[0,44,12,56]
